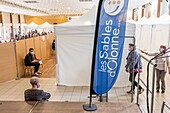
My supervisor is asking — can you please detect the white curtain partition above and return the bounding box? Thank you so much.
[140,25,153,52]
[55,6,136,86]
[135,24,142,48]
[151,24,170,52]
[133,15,170,94]
[135,14,170,53]
[56,26,94,86]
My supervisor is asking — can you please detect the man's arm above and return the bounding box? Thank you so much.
[147,52,159,56]
[41,91,51,100]
[140,50,158,56]
[34,54,41,61]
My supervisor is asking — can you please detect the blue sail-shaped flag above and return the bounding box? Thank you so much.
[93,0,129,94]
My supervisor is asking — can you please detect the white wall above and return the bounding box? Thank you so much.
[160,0,169,15]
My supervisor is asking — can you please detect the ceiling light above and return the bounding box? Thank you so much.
[24,1,38,3]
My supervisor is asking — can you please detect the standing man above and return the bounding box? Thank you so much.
[24,48,42,76]
[125,43,144,94]
[141,45,170,93]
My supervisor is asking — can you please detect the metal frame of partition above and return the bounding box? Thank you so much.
[136,54,157,113]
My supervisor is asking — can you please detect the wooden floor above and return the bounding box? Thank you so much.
[24,54,56,78]
[0,101,141,113]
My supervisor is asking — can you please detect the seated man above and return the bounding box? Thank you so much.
[24,48,42,76]
[24,77,51,101]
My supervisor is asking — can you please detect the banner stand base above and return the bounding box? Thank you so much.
[83,104,97,111]
[88,95,97,98]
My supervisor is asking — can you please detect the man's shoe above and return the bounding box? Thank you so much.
[127,90,135,94]
[156,90,159,93]
[34,72,39,76]
[161,91,165,93]
[37,72,42,74]
[139,88,144,94]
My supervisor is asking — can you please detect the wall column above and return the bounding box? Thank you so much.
[0,12,4,40]
[18,15,21,34]
[157,0,161,17]
[141,5,145,17]
[145,3,152,18]
[132,9,134,20]
[10,13,14,39]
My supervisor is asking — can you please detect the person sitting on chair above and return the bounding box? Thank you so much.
[24,48,42,76]
[24,77,51,101]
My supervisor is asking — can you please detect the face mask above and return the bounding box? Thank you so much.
[159,48,164,52]
[30,52,35,55]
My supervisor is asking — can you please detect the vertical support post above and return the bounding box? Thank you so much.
[168,25,170,47]
[137,56,141,105]
[14,38,20,80]
[151,66,156,113]
[131,36,136,103]
[99,93,108,102]
[161,101,165,113]
[10,13,20,80]
[106,92,108,102]
[99,94,102,102]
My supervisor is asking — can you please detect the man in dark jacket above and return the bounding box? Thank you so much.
[24,48,41,76]
[125,43,144,94]
[24,77,51,101]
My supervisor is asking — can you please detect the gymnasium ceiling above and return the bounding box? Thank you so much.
[0,0,152,16]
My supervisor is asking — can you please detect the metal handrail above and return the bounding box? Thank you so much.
[139,53,157,66]
[161,101,170,113]
[136,53,157,113]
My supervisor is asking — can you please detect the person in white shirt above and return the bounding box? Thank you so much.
[141,45,170,93]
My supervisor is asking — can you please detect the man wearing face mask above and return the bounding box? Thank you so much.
[141,45,170,93]
[125,43,144,94]
[24,77,51,101]
[24,48,42,76]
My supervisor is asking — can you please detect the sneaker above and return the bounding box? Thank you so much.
[127,90,135,94]
[34,72,40,76]
[139,88,144,94]
[161,91,165,93]
[37,72,42,74]
[157,90,159,93]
